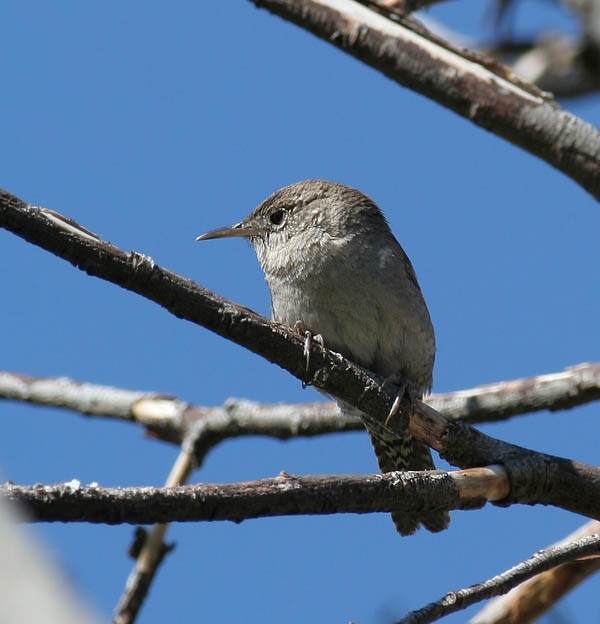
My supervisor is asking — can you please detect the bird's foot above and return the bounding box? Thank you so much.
[383,375,419,427]
[293,321,324,385]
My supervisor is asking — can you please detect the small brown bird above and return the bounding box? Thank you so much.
[197,180,449,535]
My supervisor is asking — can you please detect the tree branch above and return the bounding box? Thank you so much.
[1,361,598,446]
[430,362,600,423]
[395,532,600,624]
[470,520,600,624]
[2,191,600,523]
[249,0,600,200]
[3,362,599,427]
[0,369,363,446]
[113,446,195,624]
[0,466,510,524]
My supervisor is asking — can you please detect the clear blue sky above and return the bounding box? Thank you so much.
[1,2,599,623]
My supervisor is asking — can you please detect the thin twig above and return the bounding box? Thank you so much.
[113,446,196,624]
[395,533,600,624]
[469,520,600,624]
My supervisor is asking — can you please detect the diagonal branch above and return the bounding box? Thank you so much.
[2,191,600,522]
[395,532,600,624]
[250,0,600,200]
[469,519,600,624]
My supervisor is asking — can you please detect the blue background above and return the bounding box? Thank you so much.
[1,2,599,622]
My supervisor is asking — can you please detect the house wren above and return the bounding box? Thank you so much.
[197,180,449,535]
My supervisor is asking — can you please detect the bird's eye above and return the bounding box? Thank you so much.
[269,209,285,225]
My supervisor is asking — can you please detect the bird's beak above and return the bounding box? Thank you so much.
[196,220,260,242]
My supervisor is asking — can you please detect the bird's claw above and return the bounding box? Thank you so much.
[383,376,418,427]
[384,395,402,427]
[293,321,324,382]
[303,329,312,370]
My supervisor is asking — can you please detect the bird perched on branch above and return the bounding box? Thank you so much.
[197,179,449,535]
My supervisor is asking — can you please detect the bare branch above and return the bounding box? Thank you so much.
[470,520,600,624]
[113,447,195,624]
[395,532,600,624]
[430,362,600,424]
[2,192,600,522]
[1,459,599,527]
[1,363,598,442]
[0,466,509,524]
[0,370,170,425]
[0,370,363,446]
[249,0,600,199]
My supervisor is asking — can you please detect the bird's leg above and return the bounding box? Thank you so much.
[383,375,419,427]
[293,320,324,378]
